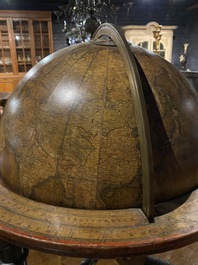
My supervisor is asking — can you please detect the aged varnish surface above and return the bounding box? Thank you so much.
[0,41,197,209]
[0,24,197,259]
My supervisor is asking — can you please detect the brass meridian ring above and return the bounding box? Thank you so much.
[93,23,154,221]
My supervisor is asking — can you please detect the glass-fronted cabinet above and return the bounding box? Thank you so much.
[0,11,53,92]
[122,21,177,63]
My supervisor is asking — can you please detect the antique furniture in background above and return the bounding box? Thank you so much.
[122,21,177,62]
[0,10,53,93]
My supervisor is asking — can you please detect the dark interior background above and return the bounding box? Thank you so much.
[0,0,197,24]
[0,0,198,70]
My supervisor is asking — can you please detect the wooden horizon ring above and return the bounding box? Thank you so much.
[0,184,197,258]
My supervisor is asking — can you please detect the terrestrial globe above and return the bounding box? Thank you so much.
[0,24,197,264]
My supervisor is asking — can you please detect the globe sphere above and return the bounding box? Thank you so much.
[0,31,197,211]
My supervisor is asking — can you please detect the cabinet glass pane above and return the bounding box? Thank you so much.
[138,41,148,49]
[42,35,49,47]
[0,20,13,73]
[13,20,33,72]
[34,35,41,47]
[41,21,48,33]
[153,42,165,58]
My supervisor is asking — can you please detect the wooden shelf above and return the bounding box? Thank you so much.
[0,11,54,92]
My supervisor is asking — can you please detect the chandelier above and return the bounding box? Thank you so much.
[55,0,120,45]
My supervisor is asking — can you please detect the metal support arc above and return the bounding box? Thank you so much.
[93,23,154,221]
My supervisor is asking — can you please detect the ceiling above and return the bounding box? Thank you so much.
[0,0,197,26]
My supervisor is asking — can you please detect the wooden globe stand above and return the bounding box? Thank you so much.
[0,24,197,265]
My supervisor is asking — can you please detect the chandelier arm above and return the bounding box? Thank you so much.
[93,23,154,222]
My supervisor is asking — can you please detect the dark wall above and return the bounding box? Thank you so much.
[52,19,67,51]
[172,8,198,71]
